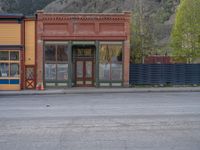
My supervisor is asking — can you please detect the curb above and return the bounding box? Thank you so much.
[0,88,200,96]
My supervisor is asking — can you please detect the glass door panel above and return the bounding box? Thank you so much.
[86,61,92,78]
[75,60,94,87]
[76,61,83,78]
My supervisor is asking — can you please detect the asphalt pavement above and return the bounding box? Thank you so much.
[0,92,200,150]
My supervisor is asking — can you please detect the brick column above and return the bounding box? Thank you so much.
[123,40,130,87]
[123,11,131,87]
[36,11,44,87]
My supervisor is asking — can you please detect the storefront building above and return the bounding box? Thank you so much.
[0,14,24,90]
[0,14,36,90]
[0,11,131,90]
[37,11,131,88]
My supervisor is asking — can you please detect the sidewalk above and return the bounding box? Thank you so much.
[0,87,200,96]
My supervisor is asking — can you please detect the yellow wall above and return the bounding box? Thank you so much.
[25,20,35,65]
[0,24,21,45]
[0,85,20,91]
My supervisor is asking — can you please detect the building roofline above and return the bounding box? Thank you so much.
[37,10,131,16]
[0,13,24,19]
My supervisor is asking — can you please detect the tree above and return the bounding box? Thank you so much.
[171,0,200,63]
[130,0,142,64]
[130,0,155,64]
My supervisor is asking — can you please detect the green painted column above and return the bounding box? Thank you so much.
[68,41,72,88]
[95,41,99,87]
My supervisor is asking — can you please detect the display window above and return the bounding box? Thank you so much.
[0,50,20,85]
[99,42,123,81]
[0,51,20,78]
[44,42,68,87]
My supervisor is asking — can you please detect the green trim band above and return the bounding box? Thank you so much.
[72,41,95,45]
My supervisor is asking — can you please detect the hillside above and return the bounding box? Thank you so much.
[0,0,180,55]
[0,0,54,15]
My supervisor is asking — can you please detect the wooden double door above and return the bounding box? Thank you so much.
[75,59,94,87]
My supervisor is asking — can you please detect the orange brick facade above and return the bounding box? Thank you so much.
[36,11,131,87]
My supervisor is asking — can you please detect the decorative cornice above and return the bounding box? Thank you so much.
[37,12,131,23]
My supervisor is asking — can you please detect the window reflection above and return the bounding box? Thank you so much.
[99,63,110,80]
[99,43,123,81]
[0,63,9,77]
[99,44,122,63]
[76,61,83,78]
[10,63,19,77]
[57,64,68,80]
[86,61,92,78]
[44,43,68,84]
[45,64,56,80]
[0,51,9,60]
[57,45,68,61]
[111,64,122,80]
[10,52,19,60]
[0,51,20,79]
[45,45,56,61]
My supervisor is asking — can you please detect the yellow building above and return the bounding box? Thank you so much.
[0,14,36,90]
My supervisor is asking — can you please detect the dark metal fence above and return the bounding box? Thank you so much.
[129,64,200,85]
